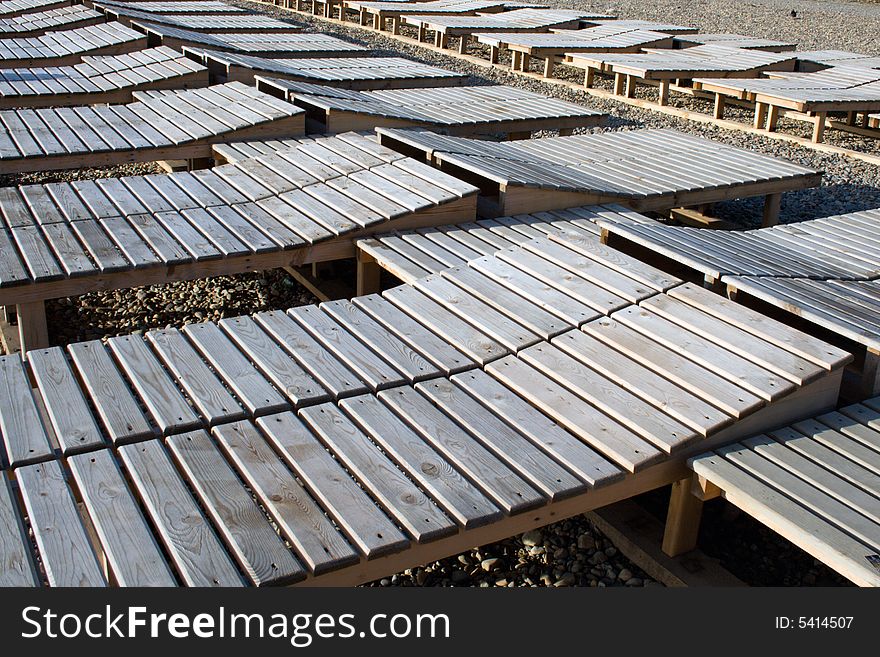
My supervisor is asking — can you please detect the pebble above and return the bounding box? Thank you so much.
[618,569,634,583]
[481,558,502,572]
[521,530,543,547]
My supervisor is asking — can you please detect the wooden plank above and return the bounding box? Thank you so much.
[219,315,329,409]
[299,402,456,543]
[67,340,154,444]
[339,394,501,528]
[212,421,359,575]
[486,355,664,472]
[68,449,177,586]
[257,412,410,558]
[450,368,623,487]
[146,328,244,426]
[118,441,245,587]
[27,346,104,454]
[15,459,106,587]
[107,334,202,436]
[0,353,54,467]
[253,309,369,400]
[0,473,39,587]
[183,322,289,418]
[319,299,440,383]
[352,293,472,376]
[416,377,587,499]
[166,429,305,586]
[379,385,545,514]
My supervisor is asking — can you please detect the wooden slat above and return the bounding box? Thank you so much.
[68,449,177,586]
[166,429,305,586]
[212,420,359,575]
[119,440,245,587]
[16,459,106,587]
[0,473,39,586]
[67,340,154,444]
[0,353,54,467]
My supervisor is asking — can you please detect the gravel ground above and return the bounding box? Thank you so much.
[1,1,870,586]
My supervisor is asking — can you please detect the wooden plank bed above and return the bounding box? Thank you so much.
[0,21,146,67]
[240,55,468,90]
[795,49,880,73]
[597,208,880,285]
[0,5,103,37]
[0,132,478,352]
[0,0,70,19]
[339,0,510,33]
[86,1,247,15]
[566,45,798,106]
[0,236,849,585]
[0,46,209,109]
[355,203,629,288]
[474,25,675,77]
[262,80,607,136]
[0,81,306,174]
[680,401,880,586]
[375,127,822,219]
[138,22,365,57]
[673,33,797,52]
[108,8,303,33]
[694,68,880,143]
[401,9,601,54]
[577,19,697,34]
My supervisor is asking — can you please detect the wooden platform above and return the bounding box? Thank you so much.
[474,25,674,77]
[138,22,363,56]
[0,0,70,19]
[267,81,606,136]
[375,127,822,218]
[341,0,510,33]
[86,1,246,15]
[577,19,697,35]
[598,208,880,285]
[694,68,880,143]
[0,5,103,37]
[0,235,849,585]
[401,9,597,54]
[183,48,466,89]
[796,50,880,72]
[687,401,880,586]
[356,203,627,285]
[567,45,798,106]
[0,132,478,353]
[0,81,306,174]
[673,33,797,52]
[0,21,146,67]
[111,9,303,32]
[0,46,208,109]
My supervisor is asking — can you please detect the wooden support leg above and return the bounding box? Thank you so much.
[812,111,827,143]
[761,192,782,227]
[713,94,725,120]
[613,72,625,95]
[661,477,704,558]
[489,45,499,64]
[542,56,554,78]
[520,53,530,72]
[766,104,780,132]
[625,75,636,98]
[583,67,594,88]
[391,17,400,35]
[438,32,448,49]
[847,111,857,126]
[372,13,380,30]
[356,251,382,297]
[418,24,426,42]
[359,9,367,25]
[559,128,574,136]
[658,80,670,106]
[16,301,49,354]
[753,102,767,129]
[507,131,531,140]
[511,50,521,71]
[458,34,469,55]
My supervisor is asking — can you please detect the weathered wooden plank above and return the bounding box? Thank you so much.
[68,449,177,586]
[0,473,39,587]
[119,440,244,587]
[16,459,106,587]
[212,421,359,575]
[27,346,104,454]
[67,340,154,444]
[340,394,501,528]
[166,429,305,586]
[299,402,455,543]
[0,353,54,467]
